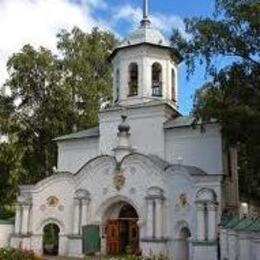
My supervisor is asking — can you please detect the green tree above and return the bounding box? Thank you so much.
[0,139,25,217]
[0,27,117,189]
[171,0,260,201]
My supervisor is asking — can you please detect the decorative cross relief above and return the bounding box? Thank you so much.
[47,196,59,207]
[175,193,190,213]
[113,165,126,191]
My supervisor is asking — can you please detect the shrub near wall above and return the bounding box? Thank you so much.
[0,248,42,260]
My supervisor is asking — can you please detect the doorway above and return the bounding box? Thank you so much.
[106,203,139,255]
[178,227,191,260]
[43,223,60,256]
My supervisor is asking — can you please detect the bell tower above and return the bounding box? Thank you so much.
[109,0,182,110]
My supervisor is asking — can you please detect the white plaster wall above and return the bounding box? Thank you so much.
[220,230,260,260]
[75,154,165,224]
[99,104,174,158]
[0,224,14,247]
[57,138,99,173]
[29,175,75,239]
[165,125,223,174]
[14,153,224,257]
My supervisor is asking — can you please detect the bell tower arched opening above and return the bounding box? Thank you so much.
[128,63,139,97]
[152,62,163,97]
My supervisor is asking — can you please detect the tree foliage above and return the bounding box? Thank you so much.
[0,139,25,207]
[171,0,260,201]
[0,27,117,207]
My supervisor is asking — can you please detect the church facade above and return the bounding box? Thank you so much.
[10,1,240,259]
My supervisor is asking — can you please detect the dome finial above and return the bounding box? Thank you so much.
[141,0,151,27]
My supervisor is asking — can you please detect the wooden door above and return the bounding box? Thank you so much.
[128,220,139,254]
[106,220,120,255]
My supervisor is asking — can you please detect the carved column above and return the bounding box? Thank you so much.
[73,198,80,235]
[21,204,31,235]
[196,202,206,241]
[208,202,218,240]
[155,198,163,238]
[81,198,90,228]
[146,199,153,237]
[14,203,22,234]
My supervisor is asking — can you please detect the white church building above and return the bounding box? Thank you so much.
[8,1,242,259]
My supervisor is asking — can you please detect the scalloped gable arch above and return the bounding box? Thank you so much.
[31,172,74,192]
[120,152,166,175]
[165,166,194,182]
[75,155,117,181]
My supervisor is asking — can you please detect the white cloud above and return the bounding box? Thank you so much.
[0,0,189,89]
[112,4,188,38]
[0,0,108,87]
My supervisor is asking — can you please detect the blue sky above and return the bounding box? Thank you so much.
[0,0,218,115]
[91,0,215,115]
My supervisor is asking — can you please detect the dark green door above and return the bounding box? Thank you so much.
[82,225,100,255]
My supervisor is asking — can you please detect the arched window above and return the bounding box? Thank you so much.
[172,68,176,101]
[152,62,162,97]
[115,69,120,103]
[195,188,218,241]
[128,63,138,96]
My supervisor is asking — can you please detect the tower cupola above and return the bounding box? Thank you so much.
[109,0,182,110]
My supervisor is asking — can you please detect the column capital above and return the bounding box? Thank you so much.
[195,201,205,210]
[81,198,90,205]
[74,198,81,205]
[15,203,22,209]
[22,203,32,209]
[207,202,218,211]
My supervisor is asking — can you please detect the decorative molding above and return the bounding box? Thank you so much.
[141,237,168,243]
[192,240,218,246]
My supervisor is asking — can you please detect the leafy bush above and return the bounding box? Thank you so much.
[84,254,169,260]
[0,248,42,260]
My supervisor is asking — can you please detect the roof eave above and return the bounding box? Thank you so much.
[108,42,183,64]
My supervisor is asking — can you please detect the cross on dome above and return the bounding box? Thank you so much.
[141,0,151,27]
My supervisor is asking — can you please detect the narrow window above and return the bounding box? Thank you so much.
[172,68,176,101]
[128,63,138,96]
[115,69,120,103]
[152,63,162,97]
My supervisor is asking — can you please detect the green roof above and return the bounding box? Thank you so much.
[221,215,260,232]
[234,218,256,231]
[164,116,217,129]
[224,216,241,229]
[164,116,196,129]
[246,220,260,232]
[54,126,99,141]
